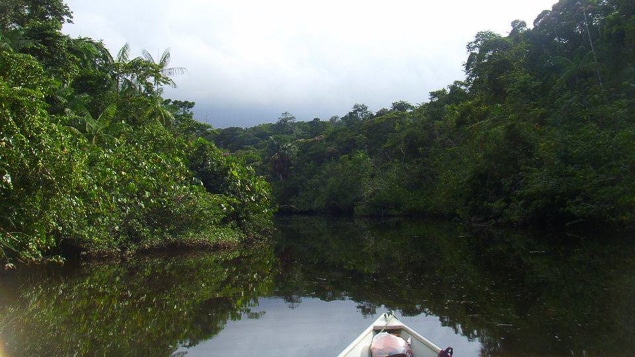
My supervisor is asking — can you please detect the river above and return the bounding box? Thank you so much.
[1,216,633,356]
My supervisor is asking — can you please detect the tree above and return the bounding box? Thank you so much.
[268,137,296,181]
[142,47,187,90]
[391,100,414,112]
[0,50,82,264]
[112,42,132,103]
[0,0,72,32]
[164,99,214,139]
[66,37,116,118]
[0,0,279,268]
[73,104,119,145]
[341,103,372,127]
[191,0,635,227]
[552,46,600,90]
[143,94,174,126]
[274,111,296,135]
[465,31,516,103]
[111,43,171,97]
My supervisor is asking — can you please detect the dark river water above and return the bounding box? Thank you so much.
[1,216,633,356]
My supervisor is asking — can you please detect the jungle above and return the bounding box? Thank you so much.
[1,0,634,267]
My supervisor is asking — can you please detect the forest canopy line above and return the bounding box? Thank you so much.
[211,0,634,228]
[0,0,274,267]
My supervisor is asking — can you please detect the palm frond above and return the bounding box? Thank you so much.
[159,48,171,67]
[163,66,187,77]
[142,49,155,63]
[116,43,130,63]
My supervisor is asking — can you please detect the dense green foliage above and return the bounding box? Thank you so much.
[213,0,635,228]
[0,1,274,266]
[2,0,633,266]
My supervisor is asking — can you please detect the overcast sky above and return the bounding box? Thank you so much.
[62,0,556,128]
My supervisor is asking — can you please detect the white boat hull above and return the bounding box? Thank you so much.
[337,312,442,357]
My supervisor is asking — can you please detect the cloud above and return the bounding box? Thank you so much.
[63,0,556,127]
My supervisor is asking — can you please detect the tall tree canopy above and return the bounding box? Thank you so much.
[212,0,635,229]
[0,0,274,267]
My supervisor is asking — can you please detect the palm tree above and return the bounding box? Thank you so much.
[65,104,131,146]
[144,96,174,127]
[80,104,117,145]
[581,4,602,89]
[111,43,157,99]
[553,47,598,88]
[70,38,112,72]
[141,48,187,91]
[112,43,132,103]
[268,138,296,181]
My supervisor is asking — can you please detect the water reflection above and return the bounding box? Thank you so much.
[272,216,635,356]
[177,297,476,357]
[0,217,633,356]
[0,246,276,356]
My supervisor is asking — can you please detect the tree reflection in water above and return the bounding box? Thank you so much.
[1,217,633,356]
[273,216,635,356]
[0,246,276,356]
